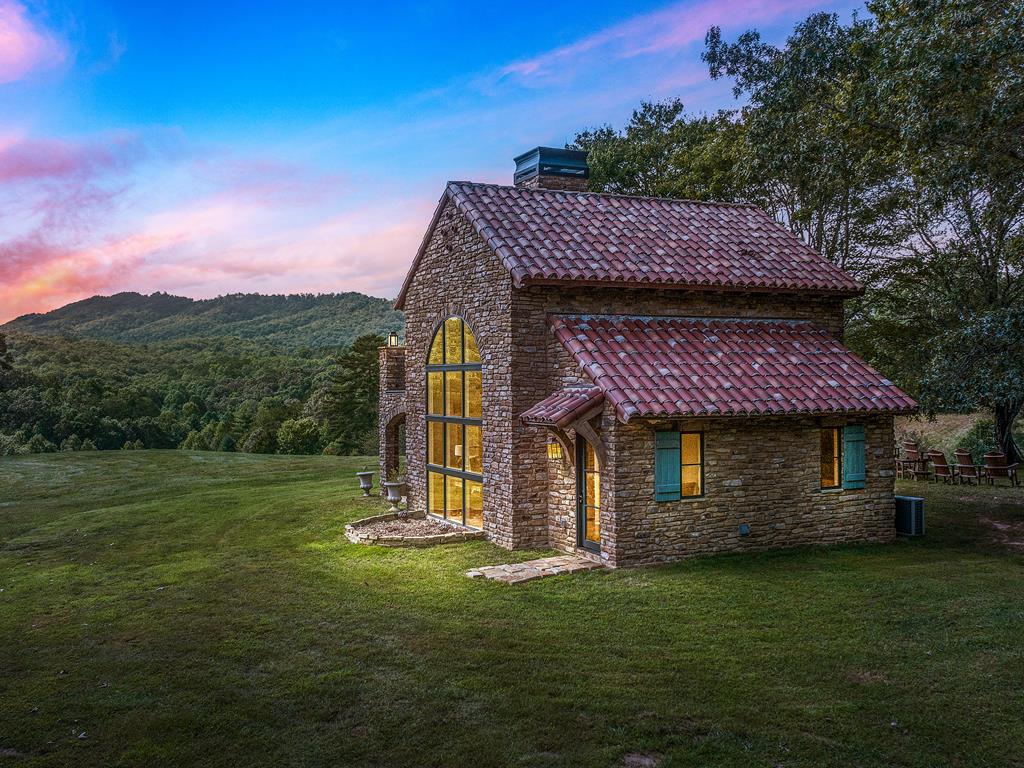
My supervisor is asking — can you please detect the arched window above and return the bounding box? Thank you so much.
[426,317,483,528]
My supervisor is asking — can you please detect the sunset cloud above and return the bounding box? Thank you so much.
[496,0,820,85]
[0,0,66,84]
[0,128,430,321]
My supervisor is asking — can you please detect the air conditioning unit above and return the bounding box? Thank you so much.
[895,496,925,536]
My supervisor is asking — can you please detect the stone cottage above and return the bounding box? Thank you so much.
[378,146,916,567]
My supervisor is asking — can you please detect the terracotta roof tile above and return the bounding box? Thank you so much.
[394,183,862,308]
[550,315,917,422]
[520,387,604,429]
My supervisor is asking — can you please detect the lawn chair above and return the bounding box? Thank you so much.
[926,451,954,484]
[906,445,933,481]
[983,452,1021,487]
[952,449,983,485]
[897,441,923,480]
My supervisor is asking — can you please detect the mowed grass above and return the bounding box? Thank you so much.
[1,452,1022,767]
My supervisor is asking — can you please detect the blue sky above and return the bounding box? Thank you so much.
[1,0,862,320]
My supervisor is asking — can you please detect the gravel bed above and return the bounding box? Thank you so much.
[357,516,458,537]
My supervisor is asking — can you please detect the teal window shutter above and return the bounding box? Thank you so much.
[655,430,681,501]
[843,425,866,489]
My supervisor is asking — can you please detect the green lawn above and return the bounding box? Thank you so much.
[1,452,1022,767]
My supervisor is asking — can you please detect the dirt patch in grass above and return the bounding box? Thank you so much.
[620,753,662,768]
[979,516,1024,549]
[844,669,892,685]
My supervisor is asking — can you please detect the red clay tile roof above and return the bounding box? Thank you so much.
[394,183,861,308]
[520,387,604,429]
[550,315,917,422]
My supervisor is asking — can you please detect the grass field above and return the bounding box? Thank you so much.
[1,451,1022,767]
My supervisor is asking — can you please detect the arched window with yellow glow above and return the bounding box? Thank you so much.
[425,317,483,528]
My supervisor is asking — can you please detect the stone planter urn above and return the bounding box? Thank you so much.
[382,480,407,514]
[355,471,374,497]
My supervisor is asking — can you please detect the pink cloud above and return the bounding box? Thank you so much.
[0,0,67,84]
[0,130,431,321]
[0,133,141,183]
[497,0,821,84]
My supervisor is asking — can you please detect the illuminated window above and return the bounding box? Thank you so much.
[820,428,842,489]
[681,432,703,497]
[425,317,483,528]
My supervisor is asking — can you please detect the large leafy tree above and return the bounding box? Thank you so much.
[863,0,1024,459]
[703,12,911,280]
[572,100,747,202]
[919,307,1024,461]
[704,1,1023,460]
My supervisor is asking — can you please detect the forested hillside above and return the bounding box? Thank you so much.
[0,295,396,455]
[3,292,403,350]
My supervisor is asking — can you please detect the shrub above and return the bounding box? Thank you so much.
[60,434,83,452]
[0,433,26,456]
[80,439,98,451]
[241,427,277,454]
[276,417,323,455]
[180,431,206,450]
[26,434,57,453]
[358,428,379,456]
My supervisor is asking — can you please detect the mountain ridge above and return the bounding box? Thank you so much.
[3,291,404,351]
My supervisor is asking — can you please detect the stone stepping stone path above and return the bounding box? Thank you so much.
[466,555,603,584]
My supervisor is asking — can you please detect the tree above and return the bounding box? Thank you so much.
[861,0,1024,458]
[0,333,12,372]
[919,307,1024,462]
[241,427,277,454]
[311,334,383,454]
[704,2,1023,458]
[572,100,747,202]
[703,12,911,279]
[276,417,323,455]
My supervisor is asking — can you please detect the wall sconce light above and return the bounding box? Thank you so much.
[454,444,463,458]
[387,331,400,347]
[547,443,562,460]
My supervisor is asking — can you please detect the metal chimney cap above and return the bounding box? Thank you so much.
[513,146,589,185]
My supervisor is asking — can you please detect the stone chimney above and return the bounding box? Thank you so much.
[379,344,406,392]
[513,146,589,192]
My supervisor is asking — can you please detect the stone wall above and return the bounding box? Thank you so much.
[512,283,848,555]
[601,413,896,567]
[377,346,407,491]
[397,200,518,547]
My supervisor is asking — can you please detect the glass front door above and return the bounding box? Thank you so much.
[576,439,600,551]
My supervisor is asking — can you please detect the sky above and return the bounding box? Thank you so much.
[0,0,862,322]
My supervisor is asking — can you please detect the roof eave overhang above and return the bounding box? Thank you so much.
[518,275,864,298]
[618,405,918,424]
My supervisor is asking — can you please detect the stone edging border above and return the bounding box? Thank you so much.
[344,512,486,548]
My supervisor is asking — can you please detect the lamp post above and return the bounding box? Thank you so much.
[387,331,400,347]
